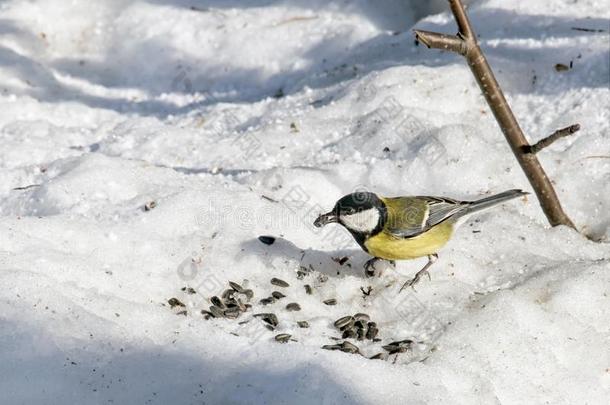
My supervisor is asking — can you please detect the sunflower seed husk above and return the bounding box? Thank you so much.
[286,302,301,311]
[354,320,366,330]
[201,310,214,319]
[342,329,357,339]
[229,281,244,293]
[224,307,241,319]
[382,343,411,354]
[322,344,342,351]
[340,341,360,354]
[209,305,225,318]
[270,278,289,287]
[254,313,278,327]
[210,296,224,308]
[176,310,187,316]
[243,289,254,300]
[222,289,235,300]
[265,324,275,331]
[297,321,309,328]
[304,285,313,295]
[168,298,185,308]
[356,326,366,341]
[235,298,247,312]
[271,291,286,299]
[366,324,379,340]
[259,297,276,305]
[323,298,337,306]
[353,313,370,321]
[334,316,354,330]
[224,300,238,309]
[370,353,387,360]
[275,333,291,343]
[389,339,413,347]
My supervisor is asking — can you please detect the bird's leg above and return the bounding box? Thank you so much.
[399,254,438,292]
[364,258,395,278]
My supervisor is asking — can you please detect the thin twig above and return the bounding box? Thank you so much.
[524,124,581,154]
[13,184,41,191]
[415,30,466,55]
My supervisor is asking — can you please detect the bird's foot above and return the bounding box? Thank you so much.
[399,254,438,292]
[364,258,395,278]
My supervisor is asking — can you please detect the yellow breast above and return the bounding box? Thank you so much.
[364,221,454,260]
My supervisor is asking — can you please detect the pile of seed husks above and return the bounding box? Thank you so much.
[167,273,426,363]
[200,281,254,319]
[165,237,426,362]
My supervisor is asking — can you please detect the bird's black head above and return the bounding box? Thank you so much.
[314,192,386,235]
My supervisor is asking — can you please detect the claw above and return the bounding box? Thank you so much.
[398,254,438,293]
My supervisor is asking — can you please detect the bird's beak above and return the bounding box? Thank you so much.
[314,212,338,228]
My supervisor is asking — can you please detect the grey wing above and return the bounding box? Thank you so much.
[388,196,469,238]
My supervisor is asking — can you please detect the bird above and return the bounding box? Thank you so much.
[313,189,528,291]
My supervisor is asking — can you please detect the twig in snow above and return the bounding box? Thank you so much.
[13,184,41,191]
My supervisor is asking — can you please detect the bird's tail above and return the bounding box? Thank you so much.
[463,189,528,215]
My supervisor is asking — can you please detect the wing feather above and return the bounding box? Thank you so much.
[382,196,469,238]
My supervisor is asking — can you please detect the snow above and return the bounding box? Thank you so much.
[0,0,609,404]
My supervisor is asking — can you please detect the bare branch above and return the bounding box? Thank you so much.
[524,124,581,154]
[448,0,475,40]
[414,30,466,55]
[411,0,577,230]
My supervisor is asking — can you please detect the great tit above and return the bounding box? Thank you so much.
[313,189,528,290]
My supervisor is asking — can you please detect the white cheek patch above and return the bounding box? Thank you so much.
[340,208,380,233]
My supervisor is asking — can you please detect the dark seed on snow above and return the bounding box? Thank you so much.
[340,341,359,354]
[209,305,225,318]
[334,316,354,330]
[389,339,413,346]
[270,278,289,287]
[297,321,309,328]
[271,291,286,299]
[356,327,366,341]
[235,299,247,312]
[370,353,387,360]
[353,313,370,321]
[286,302,301,311]
[229,281,244,293]
[259,297,276,305]
[210,296,224,308]
[275,333,291,343]
[342,329,357,339]
[167,298,185,308]
[323,298,337,306]
[366,325,379,340]
[176,310,187,316]
[258,235,276,245]
[201,310,214,319]
[354,320,366,329]
[254,313,278,327]
[265,324,275,331]
[322,344,342,351]
[222,289,235,300]
[304,285,313,295]
[224,308,240,319]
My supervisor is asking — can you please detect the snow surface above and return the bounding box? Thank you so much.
[0,0,609,404]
